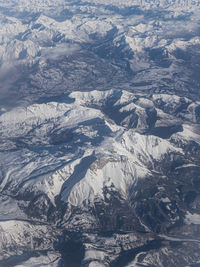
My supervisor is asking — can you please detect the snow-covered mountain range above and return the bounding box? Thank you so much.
[0,0,200,108]
[0,0,200,266]
[1,89,200,266]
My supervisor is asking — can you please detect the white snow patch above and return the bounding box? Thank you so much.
[185,212,200,225]
[175,164,199,170]
[161,197,170,203]
[15,252,60,267]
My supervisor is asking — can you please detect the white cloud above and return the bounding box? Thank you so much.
[41,43,80,60]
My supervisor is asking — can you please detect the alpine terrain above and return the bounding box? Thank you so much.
[0,0,200,266]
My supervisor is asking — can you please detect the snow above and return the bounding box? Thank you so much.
[161,197,170,203]
[175,164,199,170]
[121,130,182,161]
[136,98,154,109]
[0,89,191,210]
[69,90,116,106]
[126,252,146,267]
[185,212,200,225]
[15,252,60,267]
[63,155,147,206]
[80,0,200,9]
[174,124,200,144]
[87,263,105,267]
[0,99,104,143]
[152,94,190,107]
[0,220,55,261]
[0,0,199,265]
[84,249,105,262]
[0,0,199,73]
[0,195,27,220]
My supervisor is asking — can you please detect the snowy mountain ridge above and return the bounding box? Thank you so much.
[0,89,199,219]
[0,89,186,201]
